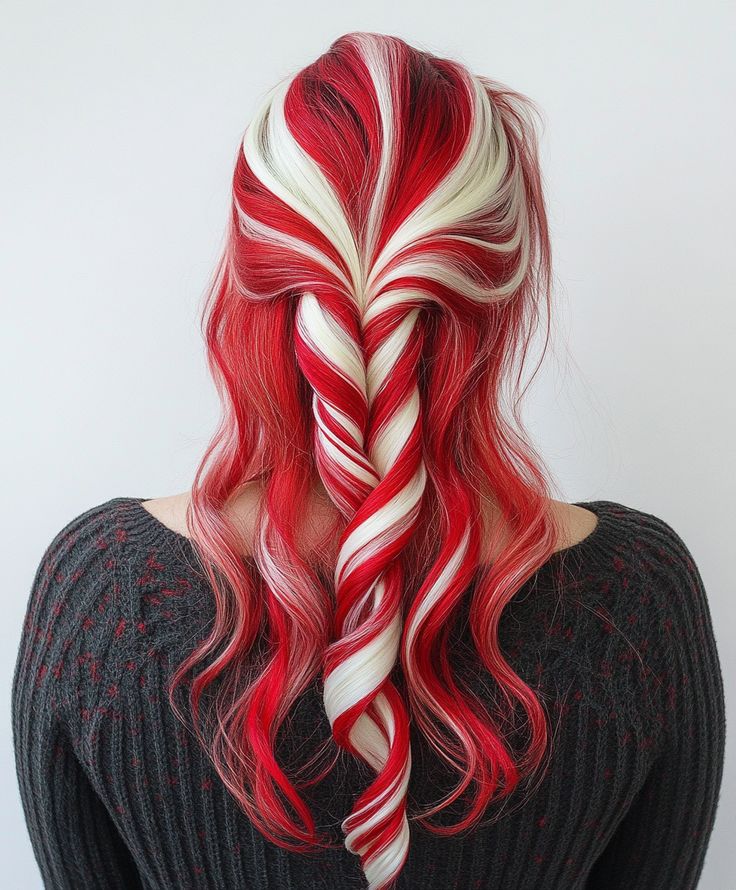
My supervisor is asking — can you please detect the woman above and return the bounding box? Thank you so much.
[12,31,725,890]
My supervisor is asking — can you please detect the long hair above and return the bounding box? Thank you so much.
[170,31,563,890]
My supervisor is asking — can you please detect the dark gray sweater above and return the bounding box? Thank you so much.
[12,497,726,889]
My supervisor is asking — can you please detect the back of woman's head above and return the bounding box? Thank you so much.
[172,31,563,890]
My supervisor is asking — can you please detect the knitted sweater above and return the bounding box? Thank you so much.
[12,496,726,889]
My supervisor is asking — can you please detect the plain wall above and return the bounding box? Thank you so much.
[2,1,734,886]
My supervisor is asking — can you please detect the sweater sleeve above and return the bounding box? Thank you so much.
[12,503,143,890]
[585,515,726,889]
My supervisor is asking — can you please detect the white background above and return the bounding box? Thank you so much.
[2,1,734,886]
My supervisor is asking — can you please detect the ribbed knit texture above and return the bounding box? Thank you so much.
[13,496,725,889]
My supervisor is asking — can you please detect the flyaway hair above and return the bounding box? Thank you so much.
[170,32,564,890]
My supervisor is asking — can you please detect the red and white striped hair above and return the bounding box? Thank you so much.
[171,31,563,890]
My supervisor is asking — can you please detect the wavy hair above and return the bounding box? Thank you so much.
[170,31,564,890]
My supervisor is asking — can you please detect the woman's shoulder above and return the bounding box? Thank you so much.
[568,497,703,568]
[542,498,717,659]
[14,496,209,729]
[534,499,723,753]
[30,494,200,577]
[569,498,720,672]
[21,497,132,633]
[18,495,206,670]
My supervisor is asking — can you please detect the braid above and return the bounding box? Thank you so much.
[295,283,426,886]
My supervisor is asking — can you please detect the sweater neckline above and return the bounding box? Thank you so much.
[115,496,614,572]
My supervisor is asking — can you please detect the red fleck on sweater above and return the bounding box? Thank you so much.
[12,497,726,889]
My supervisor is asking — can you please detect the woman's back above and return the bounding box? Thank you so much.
[12,495,725,889]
